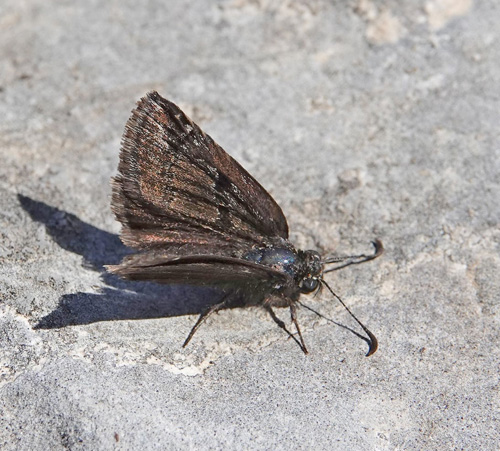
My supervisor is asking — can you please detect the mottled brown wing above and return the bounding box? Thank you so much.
[108,253,291,292]
[111,91,289,255]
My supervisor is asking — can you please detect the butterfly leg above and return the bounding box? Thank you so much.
[264,304,308,355]
[289,303,308,355]
[182,293,230,348]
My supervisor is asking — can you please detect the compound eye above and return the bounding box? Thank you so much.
[301,277,319,293]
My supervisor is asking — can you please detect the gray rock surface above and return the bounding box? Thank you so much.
[1,0,499,449]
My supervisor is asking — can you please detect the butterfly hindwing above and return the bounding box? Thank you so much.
[108,253,293,296]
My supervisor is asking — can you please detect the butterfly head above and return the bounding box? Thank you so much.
[298,249,323,293]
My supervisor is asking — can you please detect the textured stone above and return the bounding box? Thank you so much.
[1,0,498,449]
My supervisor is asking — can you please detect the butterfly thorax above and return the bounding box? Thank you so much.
[242,246,322,293]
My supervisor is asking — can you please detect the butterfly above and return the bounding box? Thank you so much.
[107,91,383,355]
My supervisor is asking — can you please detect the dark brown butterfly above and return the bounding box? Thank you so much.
[107,91,383,355]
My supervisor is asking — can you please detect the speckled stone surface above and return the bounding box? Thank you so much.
[1,0,499,449]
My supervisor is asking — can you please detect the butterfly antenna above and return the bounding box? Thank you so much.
[323,239,383,273]
[320,280,378,357]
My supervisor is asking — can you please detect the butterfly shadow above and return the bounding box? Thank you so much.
[18,194,221,330]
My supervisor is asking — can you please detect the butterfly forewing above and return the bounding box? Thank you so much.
[111,92,289,256]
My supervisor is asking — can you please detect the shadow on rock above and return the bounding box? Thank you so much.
[18,194,217,329]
